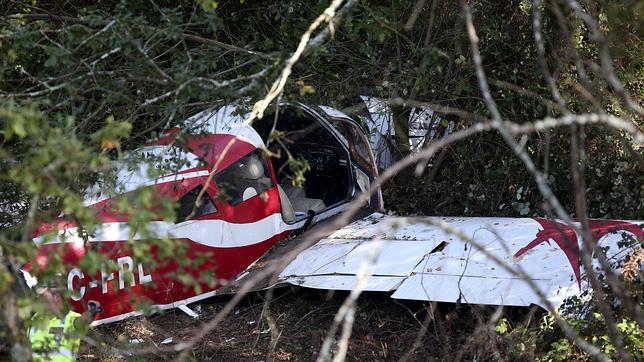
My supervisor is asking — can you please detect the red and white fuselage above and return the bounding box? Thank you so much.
[29,106,311,325]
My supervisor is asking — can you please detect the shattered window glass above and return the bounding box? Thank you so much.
[329,119,376,176]
[176,186,217,223]
[215,150,273,206]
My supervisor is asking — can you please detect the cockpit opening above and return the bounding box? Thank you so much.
[253,106,352,223]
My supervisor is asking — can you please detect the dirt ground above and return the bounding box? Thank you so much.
[81,287,538,361]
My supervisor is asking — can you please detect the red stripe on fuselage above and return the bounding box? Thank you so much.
[156,133,256,173]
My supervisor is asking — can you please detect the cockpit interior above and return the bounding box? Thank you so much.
[253,106,352,222]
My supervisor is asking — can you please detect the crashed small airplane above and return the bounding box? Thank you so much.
[23,102,642,325]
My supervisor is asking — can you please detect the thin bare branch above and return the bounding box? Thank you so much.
[247,0,358,122]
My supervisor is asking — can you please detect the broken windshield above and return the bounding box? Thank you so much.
[214,149,273,206]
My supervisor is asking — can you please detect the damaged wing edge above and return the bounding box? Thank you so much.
[277,213,643,310]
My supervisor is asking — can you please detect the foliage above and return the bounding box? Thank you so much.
[0,0,642,360]
[494,244,644,361]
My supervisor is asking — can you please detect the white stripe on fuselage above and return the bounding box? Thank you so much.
[83,169,211,206]
[35,213,302,248]
[153,170,211,184]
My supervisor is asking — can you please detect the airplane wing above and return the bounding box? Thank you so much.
[278,213,642,309]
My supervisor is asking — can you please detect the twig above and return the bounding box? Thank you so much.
[247,0,358,123]
[532,0,568,112]
[404,0,428,31]
[564,0,644,117]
